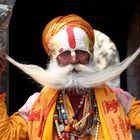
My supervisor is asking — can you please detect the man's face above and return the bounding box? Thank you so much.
[56,50,90,66]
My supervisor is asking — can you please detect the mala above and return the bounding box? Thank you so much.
[53,89,100,140]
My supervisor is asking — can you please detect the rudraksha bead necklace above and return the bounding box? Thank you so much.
[53,89,100,140]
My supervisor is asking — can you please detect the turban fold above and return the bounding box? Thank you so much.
[42,14,95,57]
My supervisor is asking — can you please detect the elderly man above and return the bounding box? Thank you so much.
[0,14,140,140]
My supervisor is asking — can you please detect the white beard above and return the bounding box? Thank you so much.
[6,47,140,89]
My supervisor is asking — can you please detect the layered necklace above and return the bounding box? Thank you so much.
[53,89,100,140]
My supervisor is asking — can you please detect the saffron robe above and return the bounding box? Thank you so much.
[0,85,140,140]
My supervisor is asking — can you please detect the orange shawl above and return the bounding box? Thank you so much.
[28,85,132,140]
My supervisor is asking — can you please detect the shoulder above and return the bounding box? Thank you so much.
[112,87,133,101]
[112,87,134,113]
[18,92,41,121]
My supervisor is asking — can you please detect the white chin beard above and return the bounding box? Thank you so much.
[6,47,140,89]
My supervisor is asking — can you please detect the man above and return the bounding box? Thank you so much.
[0,14,140,140]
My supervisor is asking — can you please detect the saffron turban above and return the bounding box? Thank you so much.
[42,14,95,58]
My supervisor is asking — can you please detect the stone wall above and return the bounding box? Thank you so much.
[127,0,140,99]
[0,0,16,111]
[127,0,140,139]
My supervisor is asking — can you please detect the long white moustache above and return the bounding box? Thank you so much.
[6,47,140,89]
[74,47,140,88]
[6,55,63,87]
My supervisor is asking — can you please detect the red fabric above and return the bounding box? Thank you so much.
[68,95,84,120]
[66,27,76,49]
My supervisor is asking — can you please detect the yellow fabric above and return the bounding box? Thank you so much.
[28,86,59,140]
[43,90,105,140]
[0,85,140,140]
[42,85,132,140]
[94,85,132,140]
[95,90,111,140]
[128,98,140,130]
[0,97,28,140]
[42,102,56,140]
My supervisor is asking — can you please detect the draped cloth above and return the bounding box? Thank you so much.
[28,85,132,140]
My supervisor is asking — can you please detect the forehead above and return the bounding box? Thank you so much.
[53,27,88,47]
[49,27,90,56]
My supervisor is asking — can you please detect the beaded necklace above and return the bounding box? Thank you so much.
[53,89,100,140]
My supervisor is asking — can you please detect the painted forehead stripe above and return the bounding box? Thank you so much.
[66,27,76,49]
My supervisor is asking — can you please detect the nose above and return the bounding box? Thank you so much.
[70,55,77,64]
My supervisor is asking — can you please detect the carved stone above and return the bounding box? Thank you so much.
[0,4,12,30]
[0,1,16,111]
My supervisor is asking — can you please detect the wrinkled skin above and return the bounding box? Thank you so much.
[0,47,7,77]
[56,50,90,66]
[56,50,90,95]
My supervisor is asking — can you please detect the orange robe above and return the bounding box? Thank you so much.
[0,85,140,140]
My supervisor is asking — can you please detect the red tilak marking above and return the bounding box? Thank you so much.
[59,47,64,53]
[66,27,76,49]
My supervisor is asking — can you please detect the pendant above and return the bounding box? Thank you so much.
[59,124,64,132]
[90,129,96,136]
[70,135,82,140]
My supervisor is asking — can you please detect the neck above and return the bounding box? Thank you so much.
[65,88,87,97]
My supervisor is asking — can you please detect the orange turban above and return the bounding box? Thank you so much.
[42,14,95,57]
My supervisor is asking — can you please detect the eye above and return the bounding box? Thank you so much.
[75,50,90,64]
[59,51,71,58]
[57,51,71,61]
[75,50,89,56]
[56,51,71,65]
